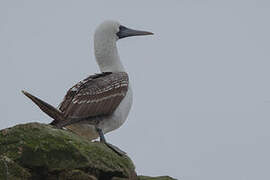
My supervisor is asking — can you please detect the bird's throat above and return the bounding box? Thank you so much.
[94,39,125,72]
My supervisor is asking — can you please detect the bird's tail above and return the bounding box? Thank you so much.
[21,90,64,125]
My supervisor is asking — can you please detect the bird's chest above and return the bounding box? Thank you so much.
[99,86,133,133]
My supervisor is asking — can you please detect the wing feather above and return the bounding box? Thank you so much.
[58,72,129,120]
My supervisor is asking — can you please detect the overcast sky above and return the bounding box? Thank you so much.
[1,0,270,179]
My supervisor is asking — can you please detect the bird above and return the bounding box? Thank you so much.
[22,20,153,154]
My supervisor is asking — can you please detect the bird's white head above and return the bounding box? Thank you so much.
[94,20,153,72]
[94,20,121,42]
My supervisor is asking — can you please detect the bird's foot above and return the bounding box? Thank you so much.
[95,127,126,156]
[104,142,127,156]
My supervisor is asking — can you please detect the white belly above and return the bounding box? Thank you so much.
[66,86,133,140]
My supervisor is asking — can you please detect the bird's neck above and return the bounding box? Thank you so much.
[94,37,125,72]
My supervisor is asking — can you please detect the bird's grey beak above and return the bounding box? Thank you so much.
[117,25,153,39]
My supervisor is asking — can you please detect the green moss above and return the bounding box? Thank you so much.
[58,169,97,180]
[0,123,136,179]
[0,156,31,180]
[111,177,129,180]
[0,122,175,179]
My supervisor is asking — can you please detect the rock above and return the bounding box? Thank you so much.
[0,155,31,179]
[0,123,175,180]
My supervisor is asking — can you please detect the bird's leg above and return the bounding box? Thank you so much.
[95,127,126,156]
[96,127,106,143]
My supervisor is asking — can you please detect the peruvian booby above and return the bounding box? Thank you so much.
[22,20,153,153]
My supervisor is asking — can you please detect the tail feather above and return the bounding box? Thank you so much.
[21,90,64,125]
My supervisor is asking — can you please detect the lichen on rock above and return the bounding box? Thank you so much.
[0,155,31,180]
[0,123,175,180]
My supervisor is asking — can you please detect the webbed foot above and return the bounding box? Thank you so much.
[96,127,126,156]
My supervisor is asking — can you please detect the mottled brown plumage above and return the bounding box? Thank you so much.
[50,72,129,127]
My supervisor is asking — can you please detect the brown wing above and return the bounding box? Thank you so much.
[59,72,129,119]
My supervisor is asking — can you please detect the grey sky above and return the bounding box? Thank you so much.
[1,0,270,179]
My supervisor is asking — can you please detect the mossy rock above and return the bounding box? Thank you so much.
[58,169,97,180]
[0,122,175,180]
[0,123,136,179]
[0,155,31,179]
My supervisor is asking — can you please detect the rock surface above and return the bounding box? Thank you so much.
[0,123,176,180]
